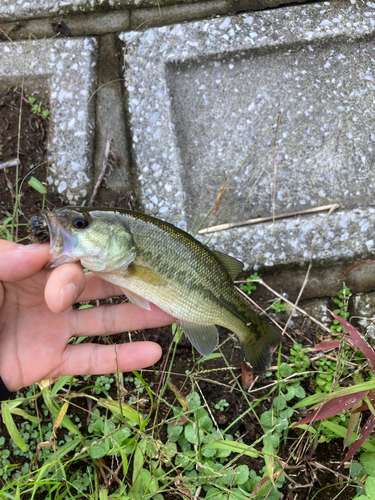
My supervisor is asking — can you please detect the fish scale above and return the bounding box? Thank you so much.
[28,207,281,374]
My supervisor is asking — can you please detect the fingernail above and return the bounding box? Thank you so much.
[60,282,78,309]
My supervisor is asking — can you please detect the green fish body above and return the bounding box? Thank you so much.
[29,207,281,374]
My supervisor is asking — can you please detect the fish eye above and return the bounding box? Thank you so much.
[72,216,89,229]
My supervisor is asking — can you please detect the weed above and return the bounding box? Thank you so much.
[270,300,286,313]
[331,286,352,333]
[214,399,229,412]
[289,342,311,373]
[240,272,260,295]
[26,93,51,119]
[294,311,375,464]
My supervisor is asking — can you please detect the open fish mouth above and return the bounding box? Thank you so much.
[28,213,77,268]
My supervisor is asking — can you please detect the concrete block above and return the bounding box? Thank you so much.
[129,1,232,30]
[0,0,204,23]
[353,292,375,338]
[120,1,375,272]
[0,12,130,41]
[0,38,98,201]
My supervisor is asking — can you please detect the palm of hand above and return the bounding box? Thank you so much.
[0,242,173,393]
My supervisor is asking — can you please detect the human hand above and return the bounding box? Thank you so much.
[0,240,174,393]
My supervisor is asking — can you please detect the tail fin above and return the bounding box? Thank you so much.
[240,316,281,375]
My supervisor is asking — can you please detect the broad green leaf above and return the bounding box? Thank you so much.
[114,441,129,476]
[202,446,217,458]
[199,414,213,431]
[89,439,110,459]
[52,375,74,396]
[10,408,38,424]
[279,363,293,378]
[185,423,196,444]
[322,422,375,452]
[28,176,46,194]
[294,380,375,409]
[260,410,275,430]
[98,399,143,425]
[167,424,183,442]
[99,489,108,500]
[164,441,177,461]
[1,401,27,450]
[273,395,286,411]
[294,385,306,399]
[204,439,258,458]
[366,476,375,498]
[234,464,249,485]
[263,438,275,485]
[350,462,365,481]
[284,386,295,402]
[361,452,375,476]
[133,440,146,493]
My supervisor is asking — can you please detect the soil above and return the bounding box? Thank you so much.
[0,88,360,499]
[0,88,63,240]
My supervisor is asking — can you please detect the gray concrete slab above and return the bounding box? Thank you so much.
[0,0,212,23]
[0,38,98,201]
[120,0,375,271]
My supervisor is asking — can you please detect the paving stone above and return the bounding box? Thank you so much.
[0,12,130,41]
[301,298,332,329]
[262,261,375,301]
[0,38,98,201]
[129,1,232,30]
[120,0,375,272]
[0,0,208,23]
[353,292,375,338]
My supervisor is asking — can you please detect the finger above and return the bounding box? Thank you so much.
[0,241,50,281]
[60,341,163,375]
[45,263,86,313]
[70,302,174,337]
[77,272,124,302]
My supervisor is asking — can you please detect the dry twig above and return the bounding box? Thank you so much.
[198,203,340,234]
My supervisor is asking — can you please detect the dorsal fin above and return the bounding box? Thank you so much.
[211,250,244,280]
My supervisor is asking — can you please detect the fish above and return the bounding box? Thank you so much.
[28,207,281,374]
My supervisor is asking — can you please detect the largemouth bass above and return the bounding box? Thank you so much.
[28,207,281,374]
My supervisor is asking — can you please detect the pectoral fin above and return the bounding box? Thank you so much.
[121,288,151,310]
[179,320,219,357]
[127,264,167,286]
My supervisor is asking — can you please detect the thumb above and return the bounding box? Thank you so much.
[0,241,50,282]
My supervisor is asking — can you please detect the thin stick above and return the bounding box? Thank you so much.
[247,278,333,335]
[198,203,340,234]
[0,159,19,170]
[88,130,112,206]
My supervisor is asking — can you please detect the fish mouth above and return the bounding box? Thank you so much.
[28,214,51,244]
[28,213,77,268]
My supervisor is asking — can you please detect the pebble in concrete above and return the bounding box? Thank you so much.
[0,38,98,201]
[120,1,375,271]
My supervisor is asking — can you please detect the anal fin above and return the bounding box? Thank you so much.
[179,321,219,357]
[121,288,151,310]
